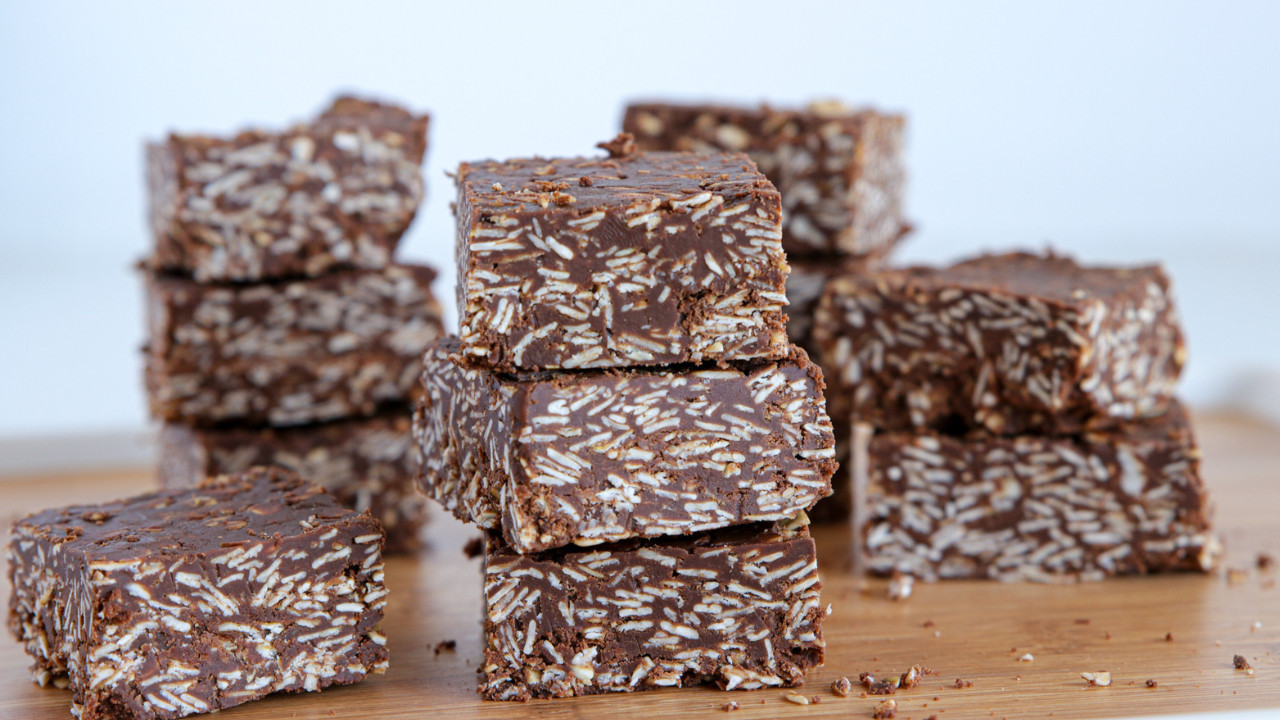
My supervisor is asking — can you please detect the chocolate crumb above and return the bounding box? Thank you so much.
[811,696,822,704]
[433,640,456,656]
[721,701,739,712]
[954,678,973,689]
[596,133,638,160]
[1105,631,1112,640]
[872,698,898,719]
[832,676,852,697]
[1259,553,1274,571]
[462,537,483,559]
[1146,679,1159,688]
[578,176,594,187]
[923,619,936,628]
[1074,618,1092,625]
[1166,632,1175,642]
[551,191,576,205]
[868,680,898,695]
[1233,654,1252,672]
[531,180,570,192]
[887,571,914,601]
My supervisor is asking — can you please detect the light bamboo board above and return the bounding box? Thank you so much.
[1,412,1276,720]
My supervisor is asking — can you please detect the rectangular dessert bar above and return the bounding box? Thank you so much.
[144,263,443,427]
[482,521,824,700]
[785,255,885,369]
[7,467,388,720]
[147,96,429,282]
[854,402,1217,582]
[624,101,908,257]
[814,252,1186,436]
[455,140,790,372]
[414,337,837,554]
[158,408,425,553]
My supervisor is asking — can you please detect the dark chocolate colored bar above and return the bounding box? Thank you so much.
[7,468,388,719]
[414,337,836,553]
[454,143,789,372]
[854,402,1217,582]
[158,408,425,553]
[482,521,824,700]
[624,101,907,257]
[143,263,443,427]
[814,252,1186,436]
[147,96,429,282]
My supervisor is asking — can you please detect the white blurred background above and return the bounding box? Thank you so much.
[2,0,1279,442]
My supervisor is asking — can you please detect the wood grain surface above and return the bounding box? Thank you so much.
[1,412,1276,720]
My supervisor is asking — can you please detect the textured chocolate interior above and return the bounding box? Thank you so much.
[7,468,389,719]
[482,521,824,700]
[147,96,429,282]
[455,150,789,372]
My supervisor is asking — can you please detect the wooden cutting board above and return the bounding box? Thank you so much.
[1,412,1277,720]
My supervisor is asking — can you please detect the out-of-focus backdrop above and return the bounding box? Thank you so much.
[2,0,1279,442]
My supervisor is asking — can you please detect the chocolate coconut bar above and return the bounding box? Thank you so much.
[786,255,885,372]
[454,140,789,372]
[624,101,907,257]
[7,467,388,720]
[144,263,443,427]
[482,521,824,700]
[814,252,1186,436]
[414,337,836,554]
[158,409,424,552]
[854,402,1217,582]
[147,96,429,282]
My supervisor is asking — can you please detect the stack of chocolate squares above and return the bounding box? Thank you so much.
[813,251,1218,582]
[623,100,910,517]
[139,97,445,552]
[413,138,839,700]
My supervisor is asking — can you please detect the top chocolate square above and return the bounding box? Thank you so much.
[814,252,1187,435]
[624,101,908,258]
[147,96,429,282]
[455,143,790,371]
